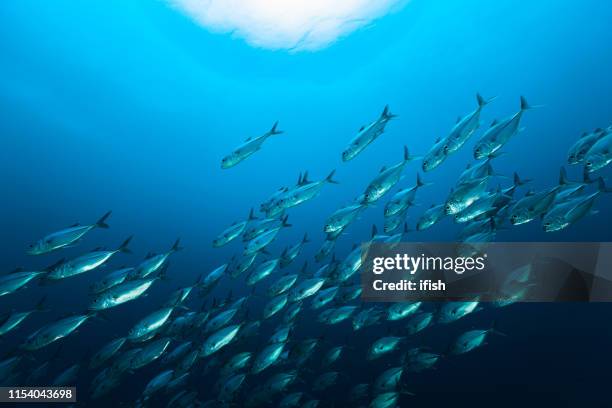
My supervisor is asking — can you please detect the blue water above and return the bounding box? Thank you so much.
[1,0,612,406]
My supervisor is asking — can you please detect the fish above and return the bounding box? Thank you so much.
[267,273,298,297]
[311,286,339,309]
[51,363,80,386]
[342,105,397,162]
[200,264,228,294]
[542,178,610,231]
[90,267,133,294]
[445,176,489,215]
[416,203,446,231]
[287,278,326,302]
[444,93,494,155]
[89,270,165,311]
[568,128,609,165]
[312,371,339,391]
[129,338,171,369]
[352,307,384,331]
[374,366,404,393]
[128,239,182,280]
[319,306,358,325]
[473,96,535,159]
[322,345,345,367]
[422,137,448,172]
[0,269,44,297]
[142,369,173,399]
[405,312,434,334]
[247,258,280,285]
[47,236,132,280]
[584,131,612,172]
[263,294,288,319]
[275,170,339,211]
[324,203,364,235]
[251,342,285,374]
[280,234,310,268]
[221,121,283,168]
[315,239,336,262]
[204,308,239,333]
[127,304,178,341]
[387,302,421,321]
[244,216,290,255]
[160,341,193,366]
[200,324,241,357]
[384,173,428,217]
[367,336,404,360]
[89,337,127,368]
[510,186,560,226]
[214,209,257,247]
[362,146,417,204]
[0,296,47,336]
[22,313,93,350]
[27,211,111,255]
[220,352,252,376]
[450,323,504,355]
[438,300,480,323]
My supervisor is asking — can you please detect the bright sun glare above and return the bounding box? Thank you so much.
[169,0,407,51]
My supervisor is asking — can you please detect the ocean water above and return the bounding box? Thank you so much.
[1,0,612,407]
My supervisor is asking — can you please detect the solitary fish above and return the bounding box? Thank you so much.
[342,105,397,162]
[221,122,283,169]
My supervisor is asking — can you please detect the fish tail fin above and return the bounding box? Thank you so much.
[95,211,112,229]
[476,93,495,108]
[582,167,595,184]
[559,167,569,185]
[325,170,339,184]
[382,104,397,119]
[158,263,170,281]
[514,172,532,187]
[118,236,133,254]
[415,172,431,188]
[371,224,378,238]
[403,146,422,162]
[597,177,612,193]
[403,223,411,234]
[302,233,310,244]
[248,208,258,221]
[269,121,283,135]
[489,320,507,336]
[520,96,543,111]
[282,215,292,228]
[171,238,183,253]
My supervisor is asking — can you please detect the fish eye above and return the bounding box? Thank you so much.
[586,161,592,167]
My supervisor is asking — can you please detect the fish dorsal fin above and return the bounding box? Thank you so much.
[456,116,462,124]
[301,172,311,185]
[465,163,472,169]
[429,204,436,208]
[379,166,387,173]
[435,137,441,143]
[70,223,80,227]
[525,190,535,197]
[359,125,365,132]
[490,119,499,127]
[245,136,253,142]
[580,131,589,138]
[145,252,156,259]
